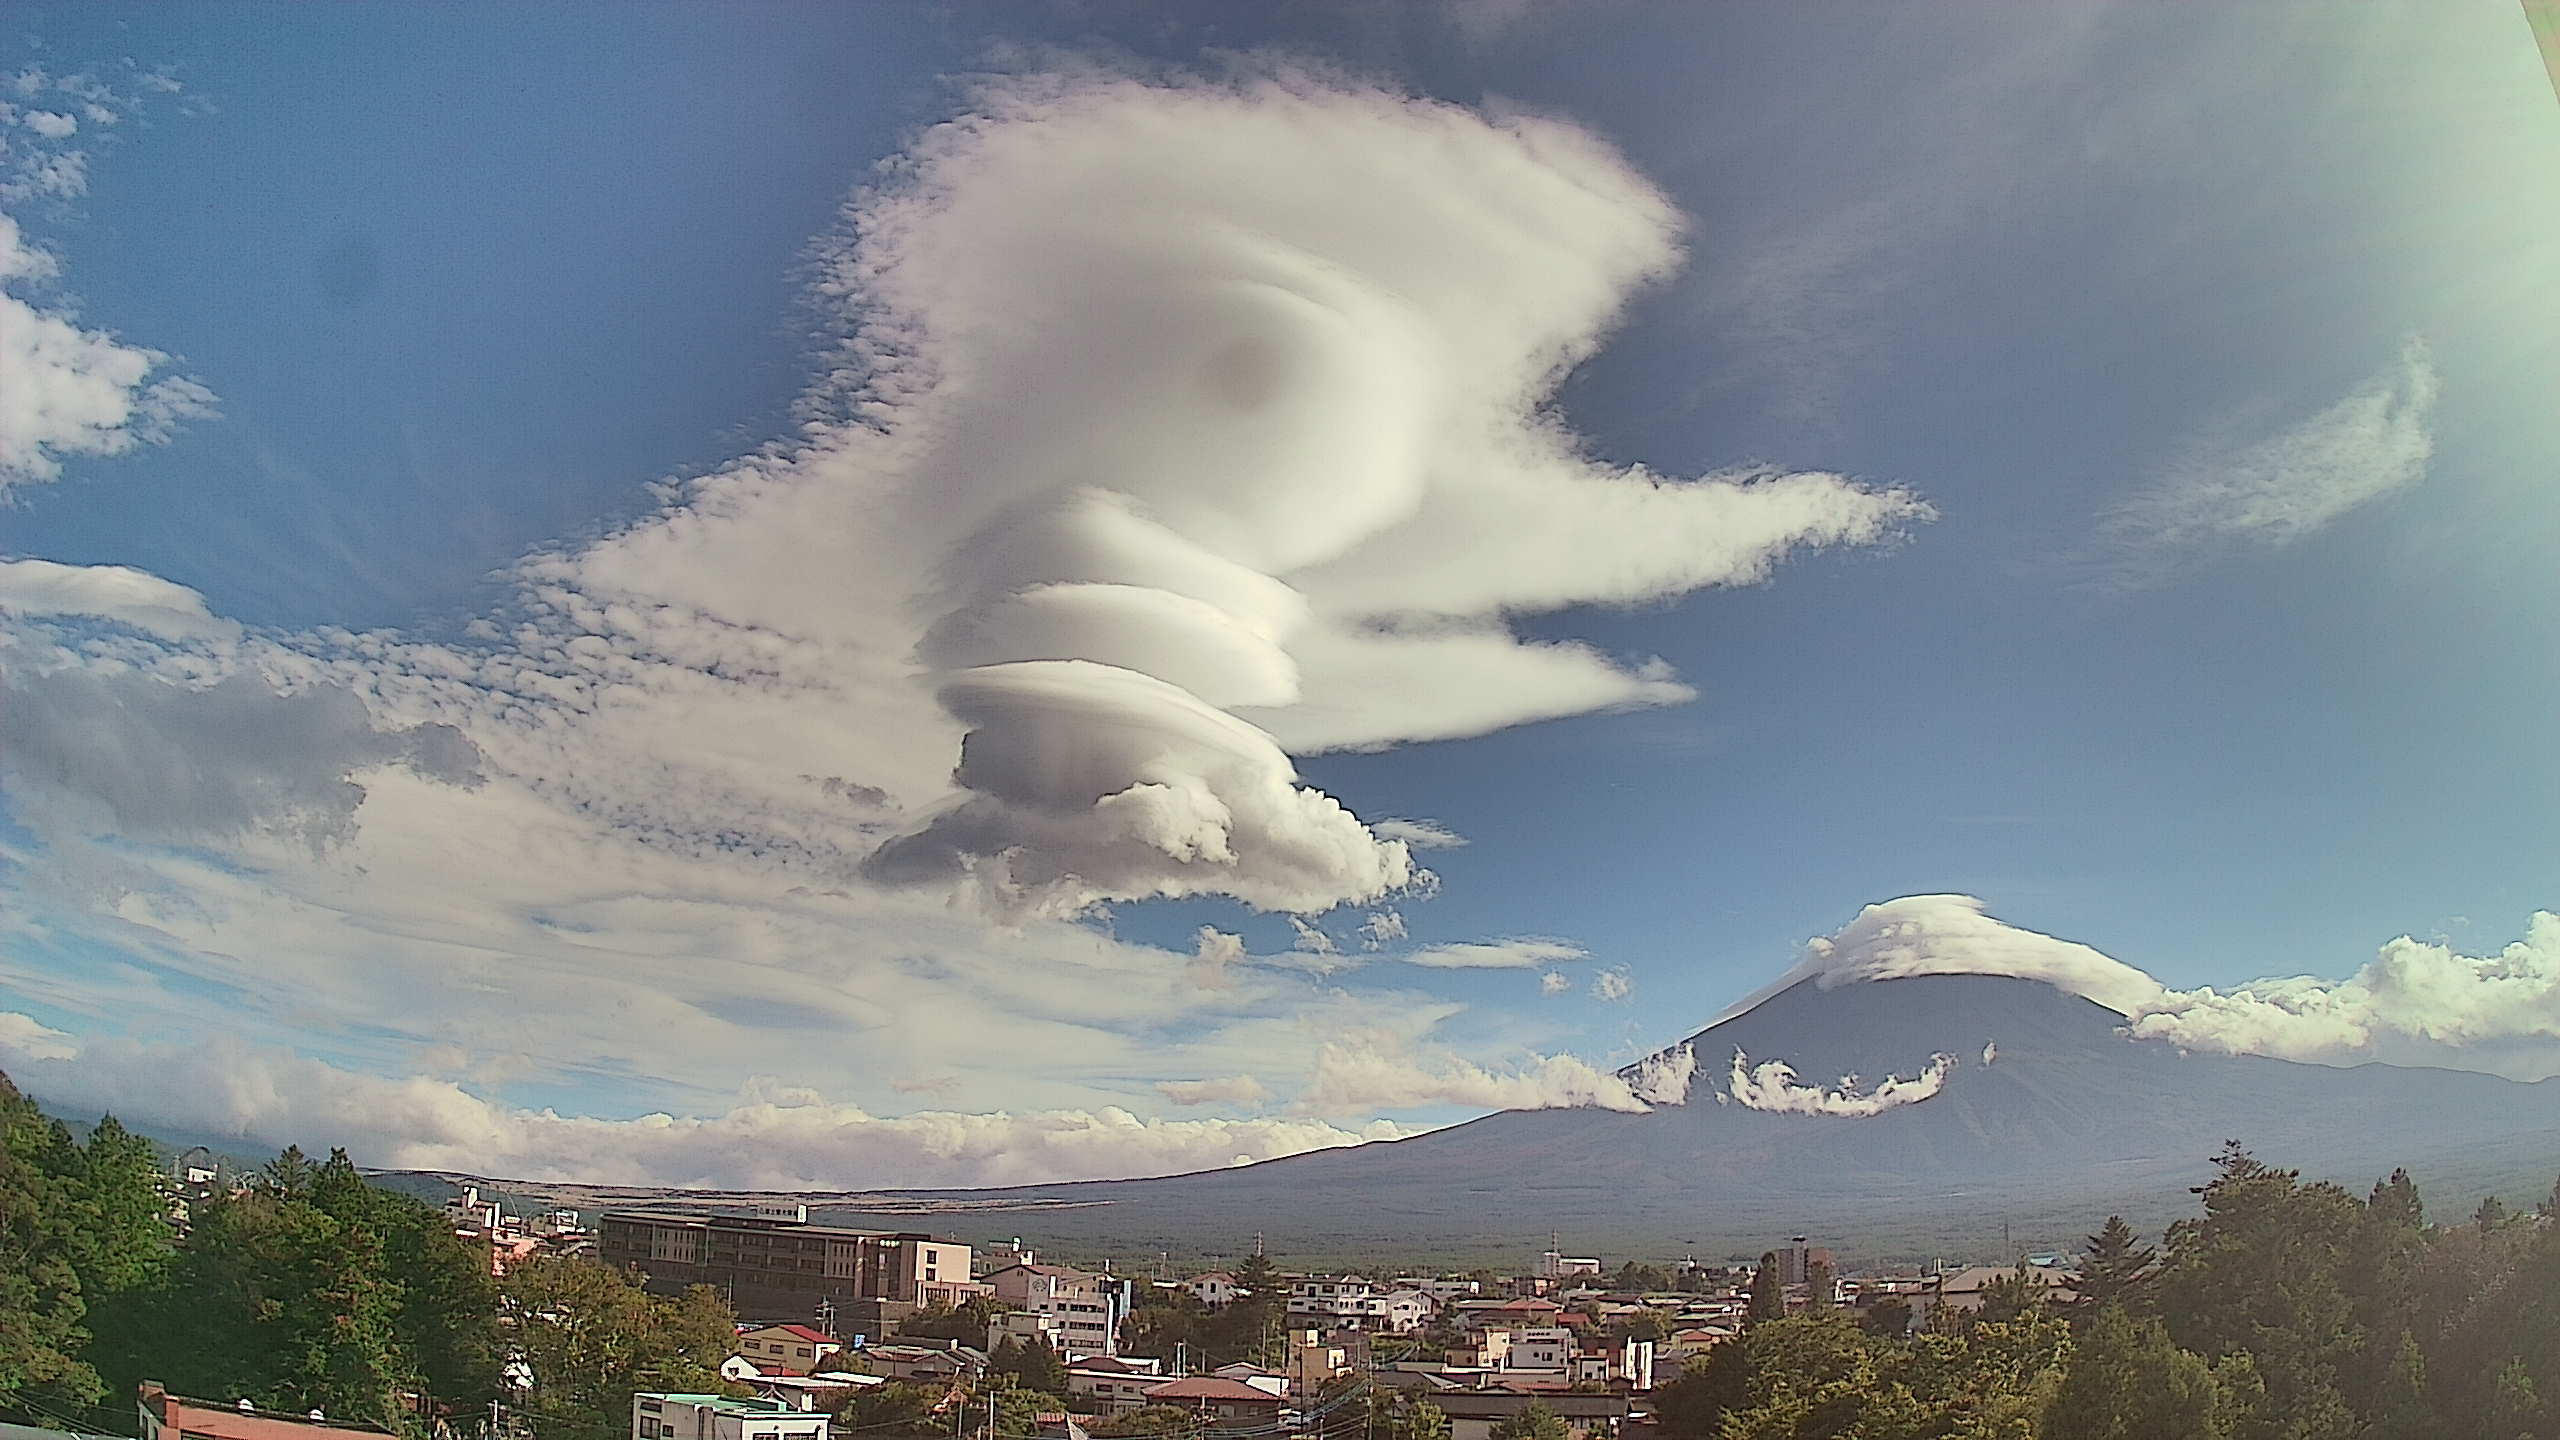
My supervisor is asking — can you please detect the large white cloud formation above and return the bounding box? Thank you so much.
[0,67,1921,1184]
[1724,895,2560,1079]
[833,70,1925,915]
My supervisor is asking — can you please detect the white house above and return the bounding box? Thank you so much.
[1180,1271,1239,1308]
[632,1395,827,1440]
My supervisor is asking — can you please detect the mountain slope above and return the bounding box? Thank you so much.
[378,975,2560,1266]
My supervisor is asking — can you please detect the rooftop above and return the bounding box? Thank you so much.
[640,1395,809,1417]
[602,1211,940,1242]
[144,1384,398,1440]
[1144,1378,1286,1404]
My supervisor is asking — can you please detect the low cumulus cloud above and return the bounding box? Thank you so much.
[0,1011,77,1062]
[1,205,213,492]
[0,1023,1398,1189]
[2094,338,2437,587]
[1624,1042,1696,1105]
[1299,1036,1659,1115]
[1722,1046,1957,1117]
[1728,895,2560,1079]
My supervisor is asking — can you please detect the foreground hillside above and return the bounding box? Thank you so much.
[375,975,2560,1267]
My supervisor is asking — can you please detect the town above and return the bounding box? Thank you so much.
[143,1175,2085,1440]
[6,1086,2560,1440]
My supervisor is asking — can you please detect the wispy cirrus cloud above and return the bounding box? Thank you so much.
[1401,937,1588,970]
[2092,338,2438,588]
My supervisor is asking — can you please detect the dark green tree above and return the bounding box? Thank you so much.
[833,1380,946,1436]
[2344,1169,2428,1416]
[0,1074,101,1405]
[1976,1264,2049,1324]
[2363,1332,2430,1440]
[152,1183,414,1426]
[2153,1144,2361,1439]
[1746,1253,1785,1324]
[259,1145,315,1200]
[1652,1346,1749,1438]
[2042,1306,2222,1440]
[502,1255,739,1440]
[989,1336,1066,1396]
[1802,1256,1834,1311]
[2074,1216,2156,1316]
[1860,1296,1912,1338]
[901,1295,1001,1349]
[1487,1401,1567,1440]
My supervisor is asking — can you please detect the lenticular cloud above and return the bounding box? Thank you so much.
[1721,894,2560,1079]
[841,70,1926,916]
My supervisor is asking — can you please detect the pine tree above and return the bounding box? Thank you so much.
[2073,1216,2156,1315]
[2154,1145,2361,1439]
[1747,1253,1785,1323]
[259,1145,315,1199]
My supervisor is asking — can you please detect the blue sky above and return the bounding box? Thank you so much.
[1,2,2555,1186]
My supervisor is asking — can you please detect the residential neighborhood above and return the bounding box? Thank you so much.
[92,1161,2103,1440]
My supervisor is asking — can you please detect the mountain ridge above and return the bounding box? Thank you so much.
[368,974,2560,1266]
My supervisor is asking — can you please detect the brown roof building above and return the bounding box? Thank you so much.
[137,1384,397,1440]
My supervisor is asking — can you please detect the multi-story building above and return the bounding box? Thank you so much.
[632,1394,828,1440]
[1462,1326,1574,1373]
[1288,1275,1376,1324]
[1285,1276,1431,1332]
[1570,1337,1657,1391]
[599,1212,970,1322]
[985,1262,1121,1356]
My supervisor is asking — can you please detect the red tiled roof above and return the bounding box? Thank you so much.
[767,1325,837,1345]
